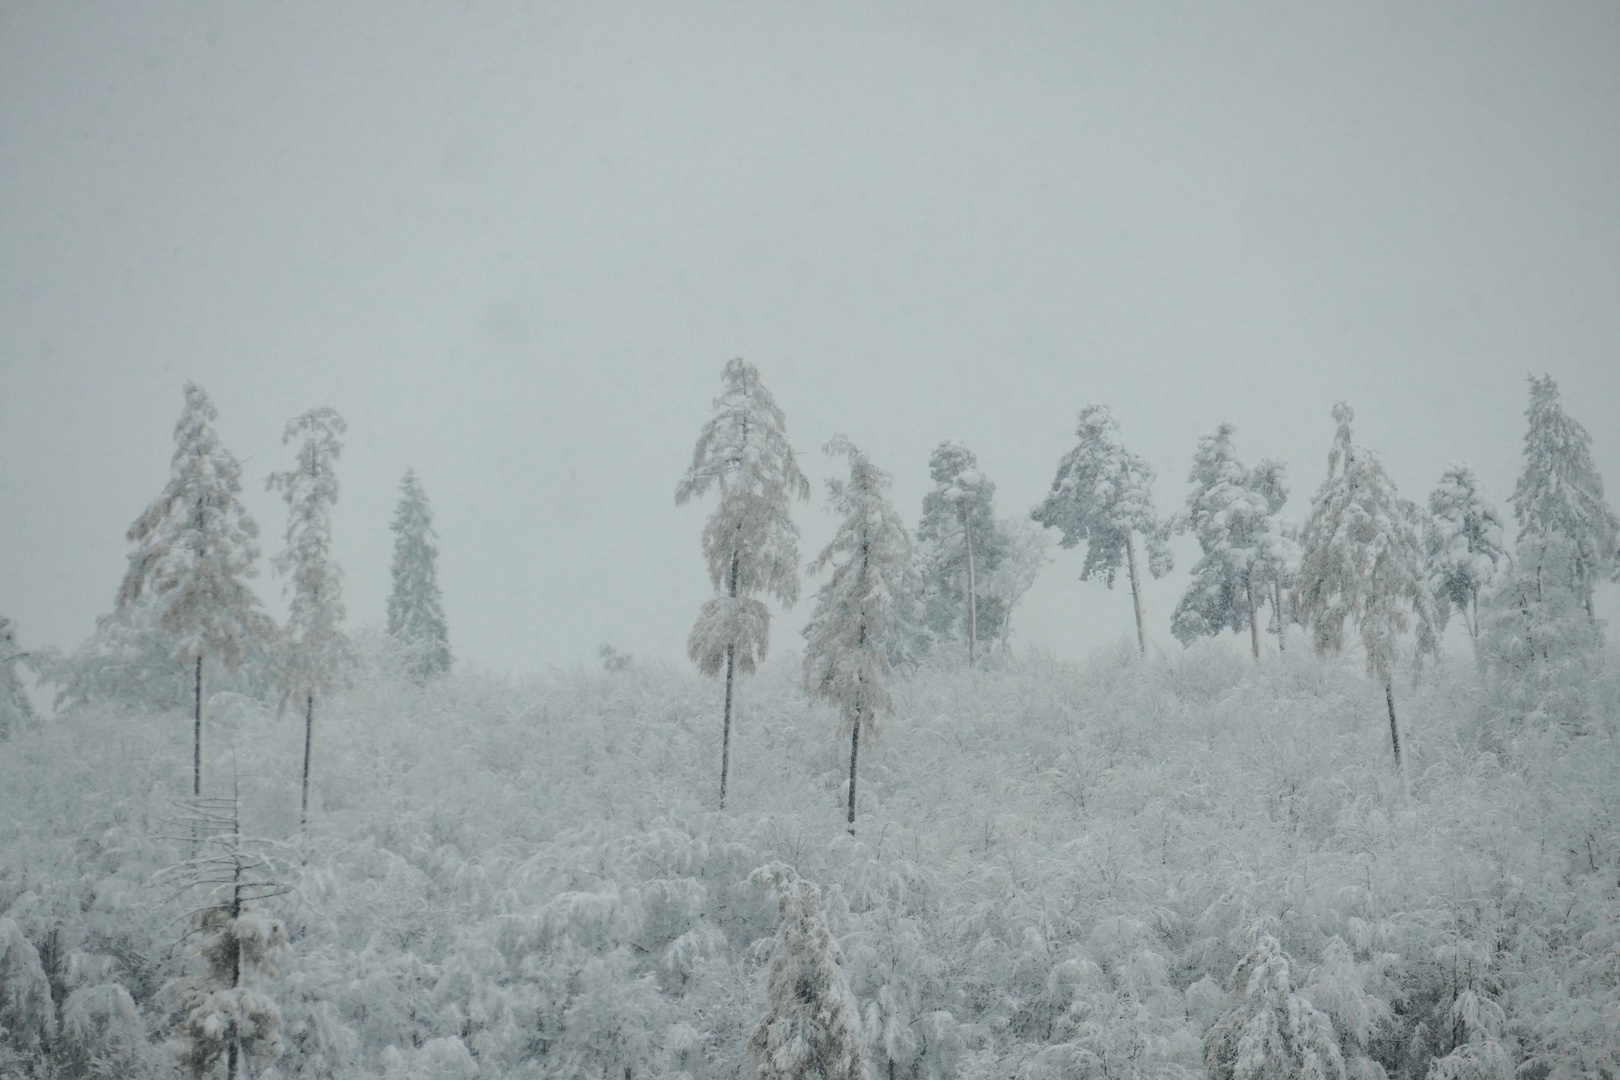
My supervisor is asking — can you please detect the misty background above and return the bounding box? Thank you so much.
[3,1,1617,679]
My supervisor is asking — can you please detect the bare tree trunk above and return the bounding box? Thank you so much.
[963,510,977,666]
[1125,533,1145,654]
[300,692,314,828]
[719,550,740,811]
[720,644,734,810]
[194,655,203,798]
[1385,681,1401,768]
[1271,582,1286,652]
[1246,578,1260,661]
[847,709,860,836]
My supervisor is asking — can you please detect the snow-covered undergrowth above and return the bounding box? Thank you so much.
[3,638,1617,1079]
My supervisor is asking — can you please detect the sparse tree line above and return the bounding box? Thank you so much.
[0,366,1613,1080]
[676,361,1615,830]
[2,384,453,1077]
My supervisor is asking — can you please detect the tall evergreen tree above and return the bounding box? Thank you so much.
[677,359,809,810]
[0,614,35,741]
[917,442,1007,666]
[746,866,869,1080]
[1171,425,1293,660]
[803,438,912,835]
[1426,463,1509,642]
[386,470,452,682]
[267,407,351,826]
[1032,404,1172,652]
[1293,403,1439,771]
[118,383,271,797]
[1510,374,1618,619]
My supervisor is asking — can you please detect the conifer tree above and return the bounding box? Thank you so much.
[746,865,869,1080]
[1426,464,1509,641]
[917,442,1007,666]
[163,792,290,1080]
[386,470,452,682]
[1204,932,1347,1080]
[1510,374,1618,620]
[118,383,271,796]
[1171,424,1293,660]
[676,359,809,810]
[804,438,912,835]
[1294,403,1438,770]
[1032,404,1172,652]
[267,407,351,826]
[0,614,36,740]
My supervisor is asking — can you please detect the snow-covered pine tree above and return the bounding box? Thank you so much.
[1426,464,1509,642]
[0,614,36,740]
[1510,374,1618,620]
[1250,459,1301,652]
[1171,424,1293,660]
[1032,404,1173,653]
[118,383,272,797]
[386,469,452,682]
[746,865,869,1080]
[1204,931,1347,1080]
[980,516,1051,657]
[1293,402,1439,771]
[163,792,290,1080]
[676,359,810,810]
[917,442,1007,666]
[804,438,912,835]
[267,407,352,826]
[1478,530,1604,728]
[0,916,56,1072]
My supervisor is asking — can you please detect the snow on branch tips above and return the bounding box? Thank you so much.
[677,358,809,810]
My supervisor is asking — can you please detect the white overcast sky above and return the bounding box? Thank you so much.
[2,1,1617,678]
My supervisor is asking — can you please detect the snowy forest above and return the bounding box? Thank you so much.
[0,362,1616,1080]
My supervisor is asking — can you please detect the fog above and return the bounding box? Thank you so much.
[3,1,1617,675]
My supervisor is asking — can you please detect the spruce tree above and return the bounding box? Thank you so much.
[1510,374,1618,619]
[1426,463,1509,642]
[1171,424,1293,660]
[746,865,869,1080]
[267,407,351,826]
[676,359,809,810]
[917,442,1007,666]
[386,470,452,681]
[1032,404,1172,652]
[803,438,912,835]
[1294,403,1439,771]
[118,383,271,797]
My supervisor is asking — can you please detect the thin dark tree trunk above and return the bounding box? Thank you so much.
[963,511,977,666]
[847,710,861,836]
[228,806,243,1079]
[300,692,314,827]
[1385,681,1401,768]
[1246,578,1260,661]
[194,655,203,797]
[720,644,734,810]
[1272,581,1286,652]
[1125,533,1145,653]
[719,551,740,810]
